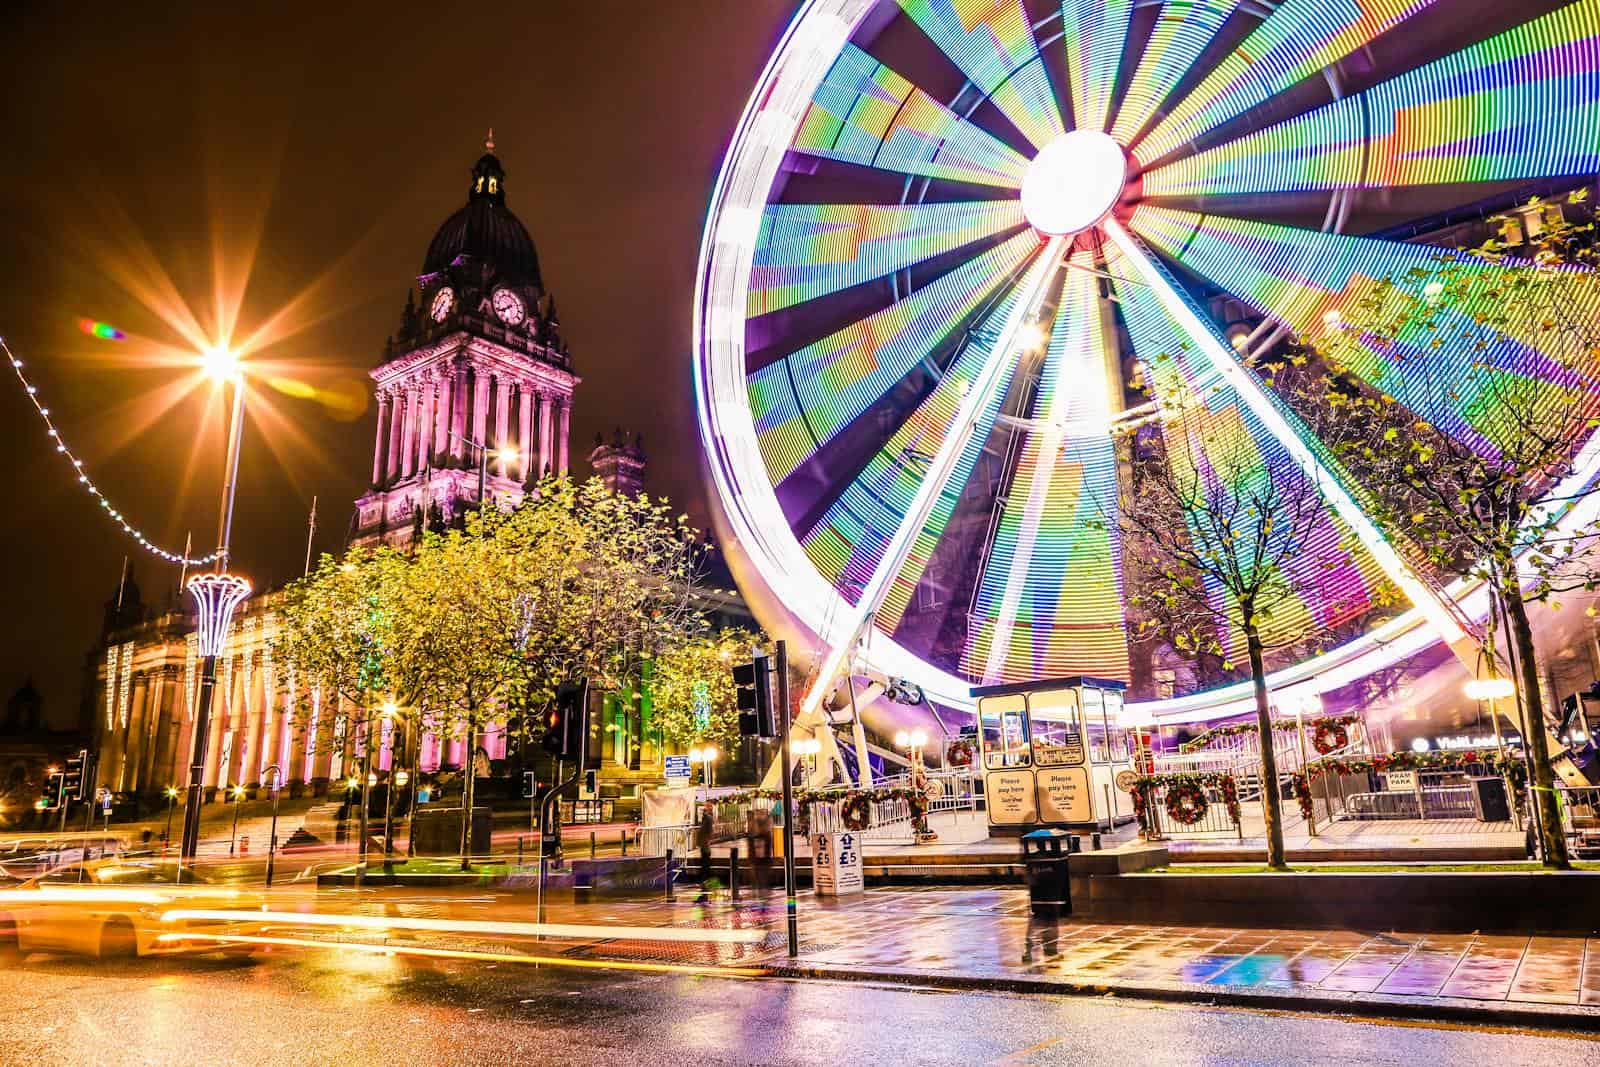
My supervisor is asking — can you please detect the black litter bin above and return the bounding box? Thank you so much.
[1469,777,1511,822]
[1021,828,1077,918]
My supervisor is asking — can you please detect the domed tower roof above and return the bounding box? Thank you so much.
[422,131,543,289]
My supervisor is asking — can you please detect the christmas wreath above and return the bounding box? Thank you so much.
[1164,781,1209,825]
[1311,720,1350,755]
[946,739,976,767]
[841,792,872,831]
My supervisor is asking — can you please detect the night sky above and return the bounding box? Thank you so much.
[0,1,795,727]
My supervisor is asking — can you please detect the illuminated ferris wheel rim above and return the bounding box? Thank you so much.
[693,0,1600,721]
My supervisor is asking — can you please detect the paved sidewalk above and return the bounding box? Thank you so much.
[518,887,1600,1026]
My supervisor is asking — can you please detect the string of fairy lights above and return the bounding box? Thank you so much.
[2,334,221,567]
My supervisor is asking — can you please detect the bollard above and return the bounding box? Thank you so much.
[590,831,597,859]
[538,857,549,926]
[729,845,740,901]
[621,831,629,857]
[518,836,525,868]
[665,848,674,900]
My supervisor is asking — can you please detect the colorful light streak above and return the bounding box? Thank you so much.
[1058,0,1133,134]
[79,319,127,341]
[1142,3,1600,197]
[1135,0,1439,166]
[962,253,1129,681]
[793,44,1030,188]
[1109,0,1237,145]
[893,0,1065,148]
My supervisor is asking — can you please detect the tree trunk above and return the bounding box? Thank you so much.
[1246,622,1287,870]
[458,720,477,871]
[1499,574,1571,869]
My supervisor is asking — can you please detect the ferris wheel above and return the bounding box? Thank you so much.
[694,0,1600,715]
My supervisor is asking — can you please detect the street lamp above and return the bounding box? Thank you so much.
[227,783,246,856]
[262,765,282,887]
[446,431,521,507]
[895,729,935,842]
[163,786,178,851]
[180,344,252,866]
[1465,675,1518,757]
[688,745,718,799]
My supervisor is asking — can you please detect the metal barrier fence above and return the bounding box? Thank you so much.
[1557,784,1600,858]
[1317,770,1499,824]
[1138,779,1243,840]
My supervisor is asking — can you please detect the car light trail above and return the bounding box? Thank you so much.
[157,908,771,945]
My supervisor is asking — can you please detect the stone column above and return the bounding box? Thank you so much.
[450,368,470,461]
[471,370,491,451]
[537,392,553,480]
[557,399,570,475]
[398,386,418,478]
[416,378,437,472]
[243,655,266,786]
[494,378,513,476]
[517,385,535,482]
[137,670,166,793]
[385,388,405,481]
[121,673,151,793]
[202,661,230,790]
[371,392,390,485]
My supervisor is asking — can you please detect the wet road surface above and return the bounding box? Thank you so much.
[0,945,1595,1065]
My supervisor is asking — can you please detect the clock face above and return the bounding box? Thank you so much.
[430,287,454,323]
[492,288,526,325]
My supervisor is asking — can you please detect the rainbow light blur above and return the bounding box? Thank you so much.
[1134,0,1439,166]
[893,0,1064,149]
[78,319,127,341]
[1143,3,1600,197]
[1059,0,1134,134]
[962,253,1129,682]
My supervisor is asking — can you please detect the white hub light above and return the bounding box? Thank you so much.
[1020,130,1126,236]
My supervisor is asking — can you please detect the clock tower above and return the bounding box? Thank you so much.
[352,132,579,546]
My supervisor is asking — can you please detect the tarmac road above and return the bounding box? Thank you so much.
[0,943,1595,1065]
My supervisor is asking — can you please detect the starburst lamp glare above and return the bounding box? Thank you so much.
[1465,677,1516,701]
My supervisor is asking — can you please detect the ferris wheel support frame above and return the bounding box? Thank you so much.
[759,237,1067,790]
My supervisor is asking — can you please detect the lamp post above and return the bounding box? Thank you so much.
[895,729,935,842]
[163,786,178,852]
[262,765,282,886]
[689,745,718,800]
[227,783,245,856]
[180,347,252,865]
[446,431,520,509]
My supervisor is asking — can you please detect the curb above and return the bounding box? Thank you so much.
[761,962,1600,1032]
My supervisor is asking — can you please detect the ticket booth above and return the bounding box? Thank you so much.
[973,677,1133,832]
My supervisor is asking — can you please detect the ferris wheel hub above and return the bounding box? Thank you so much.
[1020,130,1126,236]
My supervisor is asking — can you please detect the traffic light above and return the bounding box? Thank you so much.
[542,680,588,759]
[37,769,63,812]
[62,749,90,802]
[733,654,775,737]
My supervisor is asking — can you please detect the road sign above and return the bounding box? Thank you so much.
[664,755,691,781]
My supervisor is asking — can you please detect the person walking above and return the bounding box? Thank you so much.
[747,805,773,902]
[694,801,715,903]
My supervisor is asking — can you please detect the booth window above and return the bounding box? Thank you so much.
[1104,690,1130,762]
[1030,690,1084,767]
[979,696,1031,769]
[1083,687,1111,763]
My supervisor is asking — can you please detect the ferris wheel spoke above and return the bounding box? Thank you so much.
[1142,5,1600,198]
[1102,219,1468,648]
[892,0,1066,149]
[1109,0,1238,146]
[1127,205,1600,456]
[964,252,1129,684]
[794,240,1066,718]
[748,200,1026,317]
[1058,0,1135,133]
[1134,0,1442,168]
[747,230,1042,484]
[794,43,1032,189]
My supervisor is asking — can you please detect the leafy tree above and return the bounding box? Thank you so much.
[651,628,763,749]
[1301,192,1600,867]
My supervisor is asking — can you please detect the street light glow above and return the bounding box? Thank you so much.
[201,344,241,383]
[1464,677,1516,701]
[494,445,520,465]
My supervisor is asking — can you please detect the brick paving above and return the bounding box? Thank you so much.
[521,886,1600,1015]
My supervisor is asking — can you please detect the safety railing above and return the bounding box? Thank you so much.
[1134,776,1243,840]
